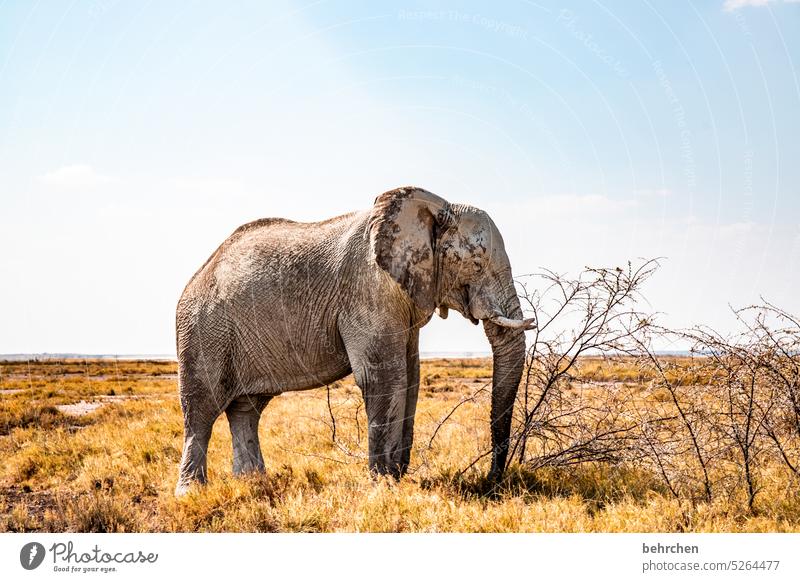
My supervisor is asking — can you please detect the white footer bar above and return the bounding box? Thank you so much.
[2,533,798,581]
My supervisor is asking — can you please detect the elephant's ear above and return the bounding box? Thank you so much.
[368,187,452,313]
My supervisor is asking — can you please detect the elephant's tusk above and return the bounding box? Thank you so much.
[490,316,537,330]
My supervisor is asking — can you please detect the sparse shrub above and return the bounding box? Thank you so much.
[426,260,800,515]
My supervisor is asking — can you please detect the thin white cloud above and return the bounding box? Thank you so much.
[529,194,638,216]
[168,177,253,201]
[683,218,756,239]
[717,221,755,237]
[171,177,244,192]
[724,0,800,11]
[39,164,112,189]
[684,214,700,225]
[634,188,672,198]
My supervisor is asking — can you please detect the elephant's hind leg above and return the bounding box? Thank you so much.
[176,426,213,496]
[175,361,228,496]
[226,394,272,475]
[176,401,218,496]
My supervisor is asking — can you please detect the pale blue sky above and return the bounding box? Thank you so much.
[1,0,799,354]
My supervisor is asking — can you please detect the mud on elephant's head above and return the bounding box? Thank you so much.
[368,186,535,331]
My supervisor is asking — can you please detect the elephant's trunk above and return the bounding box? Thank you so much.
[482,285,526,482]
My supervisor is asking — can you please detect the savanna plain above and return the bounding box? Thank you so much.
[1,357,799,532]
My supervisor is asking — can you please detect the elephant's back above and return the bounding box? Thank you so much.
[182,211,363,296]
[222,211,363,257]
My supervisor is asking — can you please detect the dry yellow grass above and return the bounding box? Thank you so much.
[1,358,798,532]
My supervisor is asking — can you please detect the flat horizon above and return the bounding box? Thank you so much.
[0,350,700,362]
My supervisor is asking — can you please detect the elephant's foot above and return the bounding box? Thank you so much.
[226,395,271,476]
[175,429,212,496]
[231,434,265,475]
[369,454,405,480]
[174,477,200,497]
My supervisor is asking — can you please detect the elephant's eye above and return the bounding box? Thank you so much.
[472,260,483,274]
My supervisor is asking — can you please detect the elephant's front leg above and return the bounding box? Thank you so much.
[400,333,421,475]
[355,352,408,478]
[225,394,272,475]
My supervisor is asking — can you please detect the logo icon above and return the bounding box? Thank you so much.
[20,542,46,570]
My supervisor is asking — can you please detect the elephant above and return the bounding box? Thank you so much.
[174,186,534,495]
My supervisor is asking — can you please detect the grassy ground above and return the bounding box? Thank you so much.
[1,358,798,532]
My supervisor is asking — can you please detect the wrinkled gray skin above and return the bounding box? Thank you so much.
[175,187,532,495]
